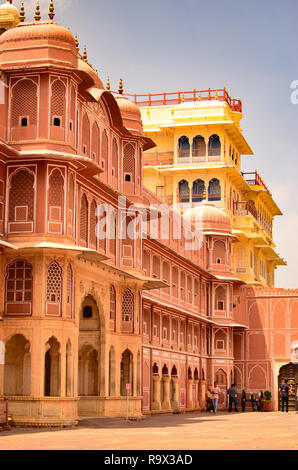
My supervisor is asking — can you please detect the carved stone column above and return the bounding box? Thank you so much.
[152,375,161,410]
[193,379,199,408]
[171,376,179,411]
[188,378,193,408]
[161,376,171,410]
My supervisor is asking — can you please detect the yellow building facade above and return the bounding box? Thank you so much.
[137,89,285,287]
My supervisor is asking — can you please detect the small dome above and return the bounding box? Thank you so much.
[183,200,231,233]
[0,1,20,33]
[114,93,143,136]
[0,20,75,46]
[78,58,104,90]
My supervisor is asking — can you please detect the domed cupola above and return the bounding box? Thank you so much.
[183,200,231,234]
[0,1,20,35]
[0,2,78,69]
[113,79,144,136]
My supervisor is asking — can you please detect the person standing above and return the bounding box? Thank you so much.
[257,390,264,412]
[280,379,290,413]
[250,392,257,411]
[211,381,221,415]
[241,389,246,413]
[227,383,238,412]
[206,386,214,412]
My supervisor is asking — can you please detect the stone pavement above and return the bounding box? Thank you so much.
[0,411,297,450]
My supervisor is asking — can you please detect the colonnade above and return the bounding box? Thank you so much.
[152,374,201,411]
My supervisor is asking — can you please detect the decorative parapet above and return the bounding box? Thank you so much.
[245,287,298,297]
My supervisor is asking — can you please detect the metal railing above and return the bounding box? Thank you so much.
[241,171,272,196]
[233,201,258,220]
[113,88,242,112]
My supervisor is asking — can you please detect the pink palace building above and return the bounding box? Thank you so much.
[0,1,296,426]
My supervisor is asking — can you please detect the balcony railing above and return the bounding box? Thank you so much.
[233,201,258,220]
[143,151,174,166]
[241,171,272,196]
[233,202,273,238]
[114,88,242,113]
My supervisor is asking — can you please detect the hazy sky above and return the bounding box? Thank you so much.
[5,0,298,287]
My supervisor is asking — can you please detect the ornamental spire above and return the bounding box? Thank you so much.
[118,78,123,95]
[74,35,79,52]
[20,2,25,22]
[82,46,87,61]
[34,1,41,21]
[106,77,111,91]
[49,1,55,20]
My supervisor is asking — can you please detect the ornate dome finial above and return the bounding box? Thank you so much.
[82,46,87,61]
[34,1,41,21]
[118,78,123,95]
[49,1,55,20]
[74,35,79,52]
[106,77,111,91]
[20,2,25,22]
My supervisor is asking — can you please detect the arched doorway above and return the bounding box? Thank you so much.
[78,295,103,399]
[278,363,298,411]
[4,335,31,396]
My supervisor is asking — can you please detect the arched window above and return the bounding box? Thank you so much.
[123,144,135,189]
[192,179,205,202]
[121,289,134,333]
[213,240,226,265]
[82,114,90,156]
[208,178,221,201]
[91,122,99,161]
[11,79,37,129]
[111,138,118,182]
[101,129,109,176]
[110,285,116,331]
[8,168,34,233]
[50,80,66,128]
[46,261,62,316]
[48,169,64,234]
[178,136,190,159]
[67,174,75,237]
[70,85,76,137]
[80,194,88,247]
[89,199,97,249]
[5,259,33,316]
[178,179,190,203]
[208,134,221,157]
[192,135,206,158]
[215,286,226,312]
[66,264,73,318]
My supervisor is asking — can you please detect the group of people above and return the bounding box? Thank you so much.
[206,379,298,414]
[206,382,265,414]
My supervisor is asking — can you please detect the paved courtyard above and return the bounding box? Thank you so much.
[0,411,297,450]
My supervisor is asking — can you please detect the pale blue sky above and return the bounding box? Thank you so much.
[7,0,298,286]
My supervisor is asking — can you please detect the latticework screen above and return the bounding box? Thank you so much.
[50,80,66,126]
[46,261,62,303]
[11,79,37,126]
[9,169,34,222]
[121,289,134,322]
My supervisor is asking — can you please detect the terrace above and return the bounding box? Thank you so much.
[241,171,272,196]
[116,88,242,113]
